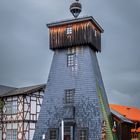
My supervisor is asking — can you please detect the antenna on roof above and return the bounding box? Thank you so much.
[70,0,82,18]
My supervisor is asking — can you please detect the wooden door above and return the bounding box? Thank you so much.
[64,135,71,140]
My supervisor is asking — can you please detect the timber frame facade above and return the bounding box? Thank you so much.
[0,84,46,140]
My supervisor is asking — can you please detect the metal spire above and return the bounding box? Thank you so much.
[70,0,82,18]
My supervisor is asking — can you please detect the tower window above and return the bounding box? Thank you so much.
[78,129,88,140]
[66,27,72,35]
[65,89,75,104]
[49,129,58,140]
[67,53,75,67]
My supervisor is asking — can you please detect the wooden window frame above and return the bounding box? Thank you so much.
[49,128,58,140]
[67,53,76,67]
[66,27,72,35]
[78,128,88,140]
[65,89,75,104]
[6,129,17,140]
[5,100,17,115]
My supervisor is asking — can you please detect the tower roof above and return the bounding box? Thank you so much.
[47,16,104,33]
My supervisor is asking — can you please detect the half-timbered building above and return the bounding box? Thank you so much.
[0,84,46,140]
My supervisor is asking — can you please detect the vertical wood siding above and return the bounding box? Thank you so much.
[49,21,101,52]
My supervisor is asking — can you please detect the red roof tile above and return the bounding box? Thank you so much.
[110,104,140,122]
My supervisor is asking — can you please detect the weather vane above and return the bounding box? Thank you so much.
[70,0,82,18]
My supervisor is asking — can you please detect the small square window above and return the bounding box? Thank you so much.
[66,27,72,35]
[64,126,71,135]
[12,101,17,114]
[65,89,75,104]
[5,100,17,114]
[67,54,75,67]
[6,129,17,140]
[78,129,88,140]
[50,129,58,140]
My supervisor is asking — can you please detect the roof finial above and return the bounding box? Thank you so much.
[70,0,82,18]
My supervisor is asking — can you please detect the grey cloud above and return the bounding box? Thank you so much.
[0,0,140,108]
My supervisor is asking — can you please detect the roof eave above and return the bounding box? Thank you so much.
[1,84,46,97]
[47,16,104,33]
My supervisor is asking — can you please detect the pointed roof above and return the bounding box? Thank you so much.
[110,104,140,122]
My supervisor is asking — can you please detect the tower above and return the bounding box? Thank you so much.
[34,1,116,140]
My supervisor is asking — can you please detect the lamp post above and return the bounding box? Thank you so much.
[61,120,64,140]
[42,134,45,140]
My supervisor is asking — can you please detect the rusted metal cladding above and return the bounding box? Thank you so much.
[49,21,101,52]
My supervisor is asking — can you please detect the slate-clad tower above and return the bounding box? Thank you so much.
[34,1,115,140]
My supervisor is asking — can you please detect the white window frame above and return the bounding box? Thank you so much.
[67,53,76,67]
[6,129,17,140]
[5,100,17,114]
[65,89,75,104]
[66,27,72,35]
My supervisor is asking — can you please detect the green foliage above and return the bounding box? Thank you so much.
[138,133,140,140]
[0,99,4,111]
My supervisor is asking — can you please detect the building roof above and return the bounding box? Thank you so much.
[0,85,17,96]
[47,16,104,33]
[110,104,140,122]
[0,84,46,97]
[111,109,133,124]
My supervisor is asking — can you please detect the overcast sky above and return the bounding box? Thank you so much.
[0,0,140,108]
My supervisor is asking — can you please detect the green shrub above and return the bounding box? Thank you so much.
[0,99,4,111]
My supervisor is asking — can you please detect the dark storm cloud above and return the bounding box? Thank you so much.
[0,0,140,108]
[97,0,140,108]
